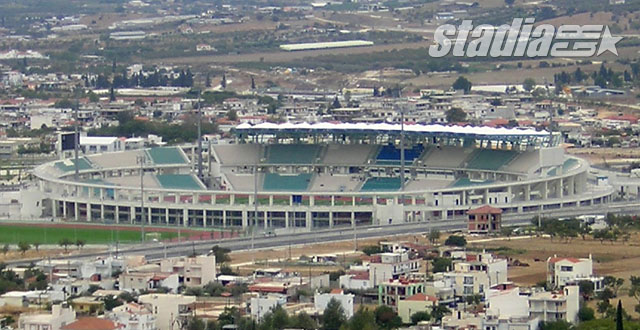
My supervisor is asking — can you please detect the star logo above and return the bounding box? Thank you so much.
[597,26,623,56]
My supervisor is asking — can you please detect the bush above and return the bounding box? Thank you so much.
[361,245,382,256]
[444,235,467,247]
[578,306,595,322]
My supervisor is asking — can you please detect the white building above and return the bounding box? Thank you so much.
[159,255,216,287]
[19,304,76,330]
[250,294,287,320]
[547,255,595,288]
[529,286,579,323]
[339,272,372,290]
[369,251,421,286]
[138,294,195,330]
[314,289,355,318]
[108,302,158,330]
[80,136,124,154]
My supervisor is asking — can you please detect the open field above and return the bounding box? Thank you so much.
[0,222,235,244]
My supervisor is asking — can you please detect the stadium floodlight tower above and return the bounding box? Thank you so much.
[196,90,203,181]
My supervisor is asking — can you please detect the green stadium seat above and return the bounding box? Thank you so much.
[147,147,187,165]
[466,150,517,171]
[156,174,203,190]
[360,177,402,191]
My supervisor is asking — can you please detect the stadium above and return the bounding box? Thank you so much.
[32,122,614,232]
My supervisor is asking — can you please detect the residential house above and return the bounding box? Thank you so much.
[547,255,600,290]
[528,286,579,323]
[397,293,438,323]
[19,304,76,330]
[369,251,421,286]
[378,277,425,310]
[138,294,196,330]
[315,289,355,318]
[107,302,158,330]
[61,317,119,330]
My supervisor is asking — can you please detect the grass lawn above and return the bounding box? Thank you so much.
[0,224,180,245]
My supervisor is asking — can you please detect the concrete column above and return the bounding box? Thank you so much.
[129,206,135,224]
[230,194,235,205]
[483,189,489,205]
[222,211,227,228]
[524,184,531,201]
[183,209,188,227]
[115,205,120,224]
[351,212,355,227]
[558,179,564,198]
[242,210,247,228]
[52,200,58,218]
[193,193,198,205]
[329,212,334,228]
[203,209,207,227]
[542,181,548,200]
[306,211,311,230]
[87,204,92,221]
[264,211,268,229]
[165,208,170,225]
[100,204,104,222]
[285,211,289,228]
[74,202,79,221]
[63,202,67,219]
[147,207,152,225]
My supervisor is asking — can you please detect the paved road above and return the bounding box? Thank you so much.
[11,201,640,266]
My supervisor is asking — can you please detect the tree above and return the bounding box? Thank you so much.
[523,78,536,91]
[444,235,467,247]
[221,74,227,89]
[290,312,317,330]
[227,110,238,121]
[322,298,346,330]
[431,305,450,324]
[251,76,256,90]
[374,305,402,330]
[428,230,441,245]
[361,245,382,256]
[629,276,640,305]
[54,99,74,109]
[103,295,123,311]
[331,96,342,109]
[210,245,231,263]
[75,239,86,250]
[109,87,116,102]
[1,245,8,255]
[411,311,431,325]
[17,242,30,255]
[59,238,73,252]
[616,300,624,330]
[432,257,452,273]
[604,276,624,297]
[33,242,40,252]
[344,307,376,330]
[501,227,514,240]
[539,320,572,330]
[446,108,467,123]
[579,280,595,300]
[579,306,595,321]
[205,73,211,88]
[186,317,206,330]
[452,76,472,93]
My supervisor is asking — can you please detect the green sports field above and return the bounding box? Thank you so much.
[0,224,180,245]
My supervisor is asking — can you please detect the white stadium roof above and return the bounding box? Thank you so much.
[235,122,549,137]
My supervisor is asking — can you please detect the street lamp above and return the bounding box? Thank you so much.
[137,155,146,243]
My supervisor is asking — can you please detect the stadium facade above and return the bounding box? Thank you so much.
[32,123,614,231]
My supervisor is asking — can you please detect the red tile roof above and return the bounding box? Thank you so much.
[405,293,438,302]
[467,205,502,215]
[62,318,119,330]
[549,257,582,264]
[330,289,344,294]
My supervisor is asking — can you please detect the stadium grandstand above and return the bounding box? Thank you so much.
[31,122,614,231]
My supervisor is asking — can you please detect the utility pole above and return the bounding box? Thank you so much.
[252,154,258,260]
[197,90,203,180]
[399,103,406,223]
[137,155,146,243]
[74,100,79,181]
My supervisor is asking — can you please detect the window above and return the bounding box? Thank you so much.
[560,266,573,272]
